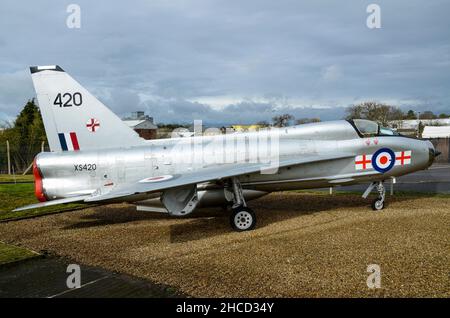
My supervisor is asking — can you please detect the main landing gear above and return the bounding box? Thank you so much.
[362,181,386,211]
[229,177,256,231]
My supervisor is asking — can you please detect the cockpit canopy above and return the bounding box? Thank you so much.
[350,119,399,137]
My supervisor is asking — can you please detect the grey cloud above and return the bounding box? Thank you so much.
[0,69,34,115]
[0,0,449,123]
[139,98,346,125]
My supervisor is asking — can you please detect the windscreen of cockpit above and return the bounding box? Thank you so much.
[352,119,379,137]
[379,126,399,135]
[351,119,399,137]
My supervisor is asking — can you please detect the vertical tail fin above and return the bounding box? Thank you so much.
[30,65,144,152]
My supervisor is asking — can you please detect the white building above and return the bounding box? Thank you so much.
[390,118,450,130]
[422,126,450,138]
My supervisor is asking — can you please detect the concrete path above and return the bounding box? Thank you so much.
[0,257,182,298]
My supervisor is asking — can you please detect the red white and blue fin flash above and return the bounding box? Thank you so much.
[58,132,80,151]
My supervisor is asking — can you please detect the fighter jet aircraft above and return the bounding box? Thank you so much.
[15,65,439,231]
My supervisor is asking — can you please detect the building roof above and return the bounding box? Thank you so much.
[123,119,157,130]
[422,126,450,138]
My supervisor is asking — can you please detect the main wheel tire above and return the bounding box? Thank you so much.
[230,207,256,231]
[371,198,385,211]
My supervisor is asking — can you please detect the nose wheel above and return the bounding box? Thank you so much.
[371,197,385,211]
[363,181,386,211]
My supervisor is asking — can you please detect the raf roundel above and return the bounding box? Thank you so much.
[139,175,174,183]
[371,148,396,173]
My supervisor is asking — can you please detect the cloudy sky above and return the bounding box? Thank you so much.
[0,0,449,125]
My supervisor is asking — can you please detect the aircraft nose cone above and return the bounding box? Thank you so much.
[426,140,439,166]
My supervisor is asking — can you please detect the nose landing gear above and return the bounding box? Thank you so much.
[363,181,386,211]
[372,196,384,211]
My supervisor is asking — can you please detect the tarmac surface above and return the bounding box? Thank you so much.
[0,192,448,297]
[337,163,450,193]
[0,256,182,298]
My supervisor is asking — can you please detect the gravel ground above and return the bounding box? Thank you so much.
[0,193,448,297]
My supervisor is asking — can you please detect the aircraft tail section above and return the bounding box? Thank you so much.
[30,65,144,152]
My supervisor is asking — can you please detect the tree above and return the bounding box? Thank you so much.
[405,110,417,120]
[272,114,294,127]
[389,107,405,122]
[296,118,321,125]
[438,113,449,118]
[0,99,47,172]
[345,101,404,126]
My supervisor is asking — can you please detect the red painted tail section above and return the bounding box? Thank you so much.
[33,158,47,202]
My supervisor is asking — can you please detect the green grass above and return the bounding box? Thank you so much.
[0,183,86,221]
[0,174,34,183]
[0,241,39,265]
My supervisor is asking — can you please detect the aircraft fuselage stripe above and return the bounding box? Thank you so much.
[58,133,68,151]
[70,132,80,151]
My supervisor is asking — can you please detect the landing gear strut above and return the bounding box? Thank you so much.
[229,177,256,231]
[362,181,386,211]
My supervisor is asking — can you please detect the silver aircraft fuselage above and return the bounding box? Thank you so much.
[33,120,435,209]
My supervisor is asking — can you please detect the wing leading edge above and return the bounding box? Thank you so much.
[13,195,90,212]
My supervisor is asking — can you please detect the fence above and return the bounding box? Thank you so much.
[0,141,49,174]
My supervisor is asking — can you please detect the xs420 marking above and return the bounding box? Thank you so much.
[74,163,97,172]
